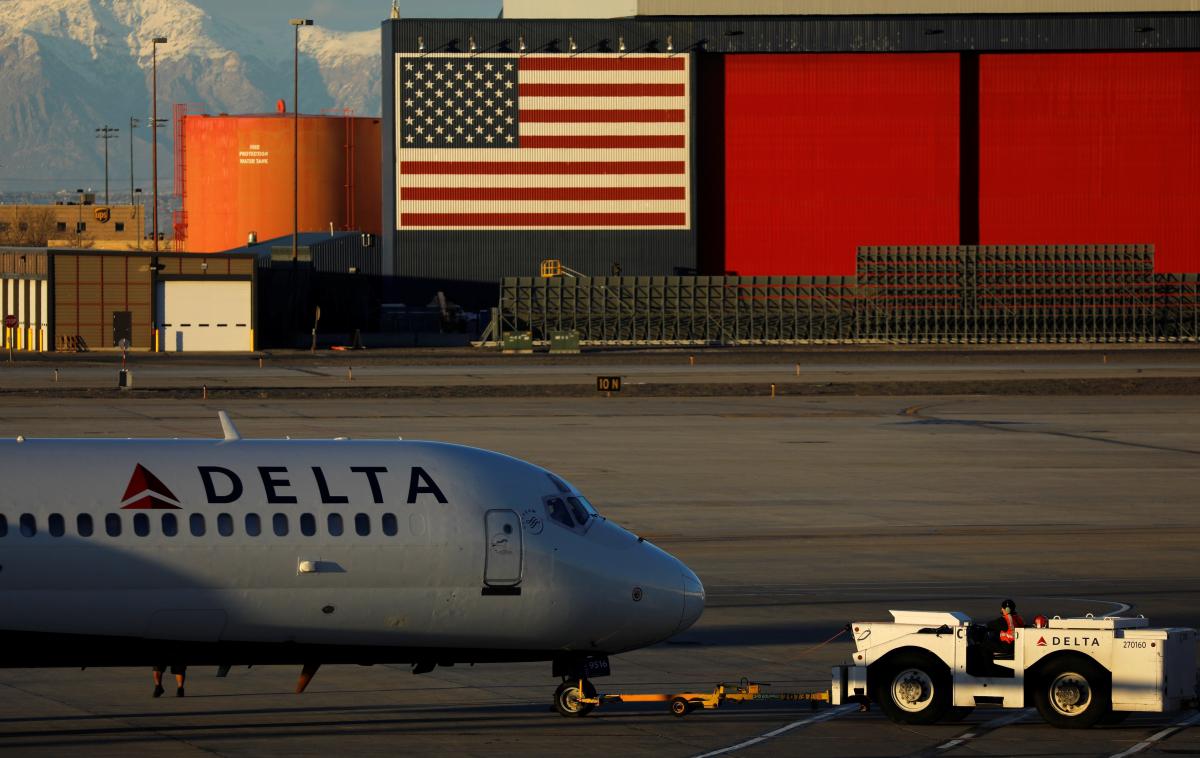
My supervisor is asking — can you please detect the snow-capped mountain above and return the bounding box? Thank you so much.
[0,0,381,192]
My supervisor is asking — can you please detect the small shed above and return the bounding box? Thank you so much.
[0,247,257,352]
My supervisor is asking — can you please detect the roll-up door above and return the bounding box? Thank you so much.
[156,280,251,351]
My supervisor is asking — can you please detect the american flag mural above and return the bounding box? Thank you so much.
[395,53,691,230]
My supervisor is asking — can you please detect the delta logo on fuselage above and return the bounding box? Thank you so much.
[120,464,447,508]
[1036,635,1101,648]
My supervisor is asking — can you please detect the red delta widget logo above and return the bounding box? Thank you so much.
[120,464,182,510]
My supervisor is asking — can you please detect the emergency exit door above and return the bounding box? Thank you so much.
[484,509,522,586]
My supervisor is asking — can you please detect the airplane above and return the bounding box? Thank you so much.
[0,412,704,716]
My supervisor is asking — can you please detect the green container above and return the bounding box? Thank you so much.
[501,331,534,354]
[548,330,581,354]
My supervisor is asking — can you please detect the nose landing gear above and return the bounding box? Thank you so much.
[554,678,597,717]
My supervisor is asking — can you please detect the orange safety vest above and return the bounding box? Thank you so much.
[1000,611,1025,644]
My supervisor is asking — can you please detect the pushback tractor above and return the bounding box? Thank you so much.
[831,611,1198,728]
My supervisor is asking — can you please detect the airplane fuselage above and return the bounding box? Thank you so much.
[0,437,704,672]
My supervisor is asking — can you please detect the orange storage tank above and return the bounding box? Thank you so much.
[180,113,381,253]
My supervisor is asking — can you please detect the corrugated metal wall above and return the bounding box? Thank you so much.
[385,16,1200,58]
[262,235,382,276]
[156,255,255,277]
[978,52,1200,274]
[719,54,960,276]
[53,253,152,351]
[0,250,49,352]
[384,18,1200,297]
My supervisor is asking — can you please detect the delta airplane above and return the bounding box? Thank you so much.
[0,413,704,715]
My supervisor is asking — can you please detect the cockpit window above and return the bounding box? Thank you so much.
[545,496,574,528]
[565,497,591,526]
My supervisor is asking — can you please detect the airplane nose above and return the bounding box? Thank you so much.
[677,564,705,634]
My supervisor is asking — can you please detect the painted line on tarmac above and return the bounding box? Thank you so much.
[689,704,857,757]
[1057,598,1131,618]
[1109,710,1200,758]
[915,709,1032,756]
[907,710,1032,753]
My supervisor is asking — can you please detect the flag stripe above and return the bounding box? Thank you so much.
[520,70,688,84]
[519,121,685,135]
[518,57,686,71]
[404,200,683,213]
[399,148,681,161]
[402,186,687,200]
[521,135,685,149]
[519,83,685,98]
[400,174,688,188]
[520,96,686,110]
[519,109,685,123]
[402,212,687,227]
[401,161,686,175]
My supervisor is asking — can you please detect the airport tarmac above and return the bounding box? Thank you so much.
[1,393,1198,757]
[3,346,1200,398]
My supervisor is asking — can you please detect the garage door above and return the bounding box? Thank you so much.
[156,280,252,352]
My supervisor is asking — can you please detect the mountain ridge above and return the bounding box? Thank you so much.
[0,0,382,192]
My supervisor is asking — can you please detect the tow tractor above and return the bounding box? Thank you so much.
[832,610,1199,729]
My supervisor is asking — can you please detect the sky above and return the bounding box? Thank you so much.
[192,0,502,32]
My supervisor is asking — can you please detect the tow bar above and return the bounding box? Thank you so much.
[579,678,830,717]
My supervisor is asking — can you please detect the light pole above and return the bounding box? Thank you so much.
[129,116,139,206]
[133,187,143,250]
[150,36,167,252]
[75,188,84,245]
[289,19,313,263]
[96,125,119,205]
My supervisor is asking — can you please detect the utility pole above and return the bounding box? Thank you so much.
[129,117,139,203]
[289,19,313,262]
[129,117,143,248]
[96,125,119,205]
[150,36,168,252]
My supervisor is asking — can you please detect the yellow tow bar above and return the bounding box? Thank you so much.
[580,678,830,717]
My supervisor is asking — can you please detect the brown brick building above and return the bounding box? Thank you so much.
[0,193,144,249]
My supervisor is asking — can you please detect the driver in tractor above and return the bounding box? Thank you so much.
[984,598,1026,658]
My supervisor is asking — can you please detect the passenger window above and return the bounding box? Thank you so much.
[162,513,178,537]
[0,514,7,537]
[190,513,206,537]
[566,497,591,526]
[300,513,316,537]
[382,513,398,536]
[134,513,150,537]
[354,513,370,536]
[245,513,261,537]
[49,514,65,537]
[218,513,234,537]
[77,513,93,537]
[20,514,36,537]
[106,513,121,537]
[327,513,343,536]
[544,497,574,529]
[273,513,288,537]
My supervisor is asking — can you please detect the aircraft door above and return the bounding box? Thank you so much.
[484,509,522,586]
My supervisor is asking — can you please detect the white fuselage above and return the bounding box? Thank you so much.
[0,437,704,668]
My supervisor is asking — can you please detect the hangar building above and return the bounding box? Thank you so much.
[382,1,1200,311]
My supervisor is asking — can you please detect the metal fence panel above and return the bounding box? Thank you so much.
[499,245,1199,345]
